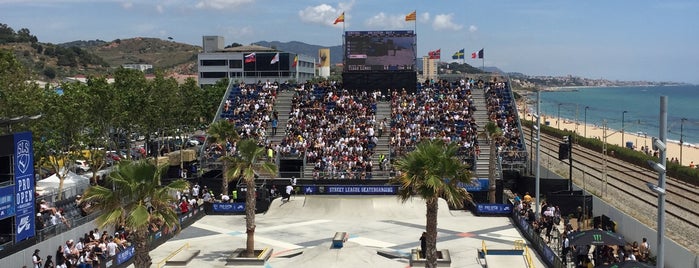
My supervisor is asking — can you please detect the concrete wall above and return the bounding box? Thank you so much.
[0,219,99,267]
[589,192,699,268]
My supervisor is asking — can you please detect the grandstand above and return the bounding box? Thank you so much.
[207,74,528,185]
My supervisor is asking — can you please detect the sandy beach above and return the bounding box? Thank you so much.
[517,101,699,168]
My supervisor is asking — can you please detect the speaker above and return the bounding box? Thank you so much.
[558,143,569,160]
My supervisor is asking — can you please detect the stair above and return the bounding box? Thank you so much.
[470,87,493,179]
[267,90,294,146]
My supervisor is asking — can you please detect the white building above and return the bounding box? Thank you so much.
[421,56,438,81]
[122,64,153,72]
[198,36,315,86]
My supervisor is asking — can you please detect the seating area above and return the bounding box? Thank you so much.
[219,83,277,145]
[485,81,526,166]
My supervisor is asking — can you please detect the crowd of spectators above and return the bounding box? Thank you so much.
[220,81,277,145]
[278,83,380,180]
[389,79,479,169]
[485,80,525,163]
[31,226,131,268]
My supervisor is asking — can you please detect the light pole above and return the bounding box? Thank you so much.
[681,118,687,165]
[557,103,562,129]
[647,96,668,268]
[621,111,628,147]
[584,106,589,138]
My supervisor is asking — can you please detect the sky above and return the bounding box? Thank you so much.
[2,0,699,84]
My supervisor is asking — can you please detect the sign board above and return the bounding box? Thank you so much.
[475,203,513,214]
[458,178,489,192]
[0,186,14,219]
[302,185,397,195]
[212,202,245,213]
[115,246,135,265]
[14,132,35,242]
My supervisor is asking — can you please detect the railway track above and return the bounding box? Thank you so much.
[521,126,699,253]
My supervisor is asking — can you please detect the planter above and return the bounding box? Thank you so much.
[226,247,273,266]
[410,249,452,267]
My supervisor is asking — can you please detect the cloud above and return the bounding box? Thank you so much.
[298,1,354,26]
[156,4,164,13]
[195,0,254,10]
[469,25,478,33]
[433,13,462,31]
[365,12,408,29]
[420,12,430,22]
[121,1,133,9]
[224,25,254,38]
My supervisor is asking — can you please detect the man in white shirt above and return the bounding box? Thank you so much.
[192,183,200,198]
[285,185,293,201]
[106,238,119,258]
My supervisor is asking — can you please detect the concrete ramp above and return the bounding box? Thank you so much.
[264,195,453,221]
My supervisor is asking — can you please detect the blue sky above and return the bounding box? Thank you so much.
[2,0,698,84]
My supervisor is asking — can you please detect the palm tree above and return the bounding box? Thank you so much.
[226,139,277,257]
[391,139,472,268]
[484,121,503,204]
[206,120,239,196]
[82,160,189,268]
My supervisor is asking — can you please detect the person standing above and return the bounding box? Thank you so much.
[192,183,200,199]
[419,232,427,258]
[32,249,42,268]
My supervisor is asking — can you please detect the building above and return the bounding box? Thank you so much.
[421,56,438,81]
[122,64,153,72]
[197,36,315,86]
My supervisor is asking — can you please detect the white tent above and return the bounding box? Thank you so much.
[37,171,90,199]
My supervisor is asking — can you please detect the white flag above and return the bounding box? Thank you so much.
[270,53,279,64]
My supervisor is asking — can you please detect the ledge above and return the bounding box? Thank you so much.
[226,247,273,266]
[410,249,451,267]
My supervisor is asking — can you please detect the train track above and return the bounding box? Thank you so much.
[525,126,699,232]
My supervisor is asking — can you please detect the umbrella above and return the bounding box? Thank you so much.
[569,229,625,246]
[595,260,653,268]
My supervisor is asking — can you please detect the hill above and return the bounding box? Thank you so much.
[254,41,342,64]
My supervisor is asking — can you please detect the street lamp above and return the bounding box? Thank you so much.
[557,103,562,129]
[621,111,628,147]
[647,96,668,268]
[584,106,589,138]
[681,118,687,165]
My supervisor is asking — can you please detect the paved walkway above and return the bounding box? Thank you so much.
[144,196,547,268]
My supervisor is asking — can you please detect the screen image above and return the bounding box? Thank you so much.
[344,31,416,72]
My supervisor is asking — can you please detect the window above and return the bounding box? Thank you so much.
[229,60,242,68]
[229,72,243,78]
[200,59,227,66]
[200,72,227,78]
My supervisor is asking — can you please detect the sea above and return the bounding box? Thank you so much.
[523,85,699,146]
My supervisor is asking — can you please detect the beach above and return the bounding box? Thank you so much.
[517,101,699,168]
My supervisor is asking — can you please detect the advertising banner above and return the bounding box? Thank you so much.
[212,202,245,213]
[459,178,489,192]
[301,185,397,195]
[115,246,135,265]
[475,203,513,214]
[14,132,35,242]
[0,186,14,220]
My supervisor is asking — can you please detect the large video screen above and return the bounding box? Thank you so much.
[344,31,416,72]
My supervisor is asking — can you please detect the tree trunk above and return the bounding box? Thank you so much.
[132,229,152,268]
[245,176,256,257]
[221,160,229,196]
[425,197,439,268]
[488,139,497,204]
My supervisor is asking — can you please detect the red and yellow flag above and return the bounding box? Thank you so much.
[292,55,298,67]
[333,12,345,24]
[405,10,416,21]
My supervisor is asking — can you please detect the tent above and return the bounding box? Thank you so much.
[37,170,90,194]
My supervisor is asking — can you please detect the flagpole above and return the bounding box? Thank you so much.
[481,48,485,70]
[414,10,417,73]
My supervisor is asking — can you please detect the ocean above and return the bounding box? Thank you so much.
[525,85,699,145]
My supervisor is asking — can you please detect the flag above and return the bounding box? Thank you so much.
[471,52,477,59]
[428,49,441,59]
[478,48,484,59]
[244,53,256,63]
[334,12,345,24]
[452,49,464,59]
[270,53,279,64]
[292,55,298,67]
[405,11,416,21]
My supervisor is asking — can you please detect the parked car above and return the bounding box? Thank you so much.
[73,160,90,174]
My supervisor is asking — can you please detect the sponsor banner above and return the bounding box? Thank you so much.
[303,185,397,195]
[0,186,14,220]
[115,246,135,265]
[14,132,35,242]
[212,202,245,213]
[475,203,513,214]
[458,178,489,192]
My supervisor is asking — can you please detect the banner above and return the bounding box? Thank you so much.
[475,203,513,214]
[212,202,245,213]
[458,178,489,192]
[301,185,397,195]
[0,186,14,220]
[115,246,135,265]
[14,132,35,242]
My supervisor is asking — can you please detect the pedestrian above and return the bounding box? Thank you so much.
[419,232,427,258]
[284,184,293,201]
[43,255,54,268]
[32,249,42,268]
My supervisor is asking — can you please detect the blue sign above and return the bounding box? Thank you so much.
[320,186,397,194]
[0,186,14,220]
[459,178,489,192]
[212,202,245,212]
[115,246,135,265]
[14,132,35,242]
[476,203,513,214]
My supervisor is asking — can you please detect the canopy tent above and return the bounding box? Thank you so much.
[37,170,90,198]
[568,229,625,246]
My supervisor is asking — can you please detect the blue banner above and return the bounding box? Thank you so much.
[0,186,14,220]
[212,202,245,213]
[115,246,135,265]
[459,178,489,192]
[476,203,513,214]
[14,132,35,242]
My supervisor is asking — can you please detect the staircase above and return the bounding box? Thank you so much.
[266,90,294,145]
[470,88,493,179]
[372,101,392,179]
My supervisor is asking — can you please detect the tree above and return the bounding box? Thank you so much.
[82,161,189,268]
[206,120,238,195]
[390,139,472,268]
[484,121,503,203]
[225,139,277,257]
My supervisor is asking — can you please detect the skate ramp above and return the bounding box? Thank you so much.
[264,195,453,221]
[267,241,406,268]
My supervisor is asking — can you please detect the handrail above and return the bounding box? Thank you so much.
[525,246,535,268]
[481,240,487,255]
[156,242,190,268]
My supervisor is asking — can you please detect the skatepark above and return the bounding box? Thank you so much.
[145,195,545,267]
